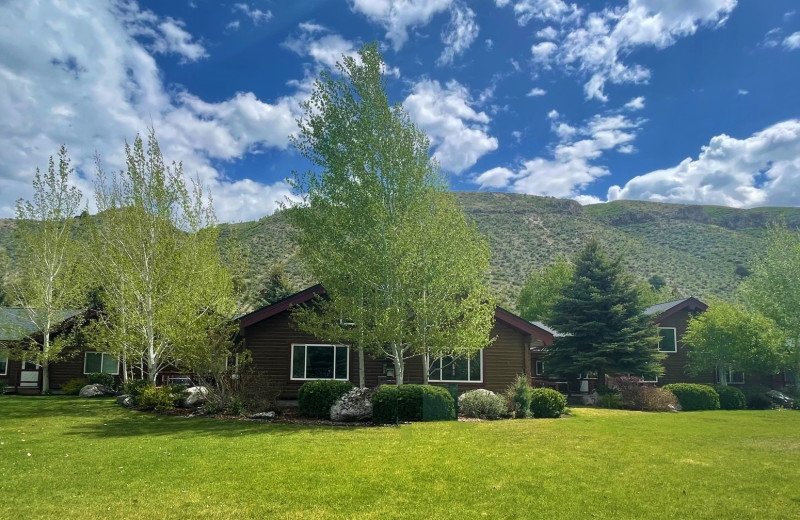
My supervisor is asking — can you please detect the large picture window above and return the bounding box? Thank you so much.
[428,350,483,383]
[291,344,349,380]
[84,352,119,375]
[658,327,677,353]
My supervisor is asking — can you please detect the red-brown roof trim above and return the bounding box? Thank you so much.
[652,296,708,323]
[239,284,554,345]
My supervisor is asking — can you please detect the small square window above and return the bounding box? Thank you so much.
[535,360,545,376]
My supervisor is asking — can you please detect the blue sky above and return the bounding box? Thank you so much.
[1,1,799,222]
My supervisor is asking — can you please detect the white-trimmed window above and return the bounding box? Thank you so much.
[291,344,349,380]
[83,352,119,375]
[0,353,7,376]
[535,360,545,376]
[658,327,678,353]
[428,350,483,383]
[642,373,658,383]
[728,370,745,385]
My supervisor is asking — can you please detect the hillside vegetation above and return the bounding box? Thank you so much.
[3,193,799,310]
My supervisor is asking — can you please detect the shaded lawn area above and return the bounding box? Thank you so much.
[1,397,799,519]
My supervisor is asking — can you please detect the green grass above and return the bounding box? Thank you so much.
[2,397,799,519]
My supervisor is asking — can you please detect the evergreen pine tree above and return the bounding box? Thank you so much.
[545,239,663,387]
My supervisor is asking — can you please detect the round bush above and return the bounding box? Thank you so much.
[530,387,567,418]
[298,380,354,419]
[62,377,88,395]
[746,393,773,410]
[663,383,720,411]
[714,385,746,410]
[87,372,114,388]
[458,389,507,420]
[372,384,455,424]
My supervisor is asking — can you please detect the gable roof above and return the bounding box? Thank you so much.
[0,308,83,341]
[643,297,708,321]
[239,284,554,345]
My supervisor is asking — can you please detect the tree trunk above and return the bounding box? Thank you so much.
[41,361,50,394]
[421,353,429,385]
[392,343,404,385]
[41,327,51,394]
[358,348,365,388]
[596,367,606,391]
[718,367,728,386]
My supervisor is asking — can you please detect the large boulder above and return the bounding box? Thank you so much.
[181,386,208,408]
[116,394,135,408]
[330,387,375,422]
[79,384,115,398]
[766,390,794,408]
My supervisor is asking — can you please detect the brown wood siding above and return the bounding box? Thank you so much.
[657,309,714,386]
[243,310,530,398]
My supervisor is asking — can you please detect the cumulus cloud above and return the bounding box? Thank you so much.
[475,107,644,198]
[784,32,800,50]
[0,0,304,222]
[624,96,645,110]
[403,79,499,173]
[607,120,800,207]
[117,2,208,62]
[527,87,547,96]
[504,0,737,101]
[283,24,359,70]
[349,0,453,50]
[233,3,273,25]
[438,2,479,66]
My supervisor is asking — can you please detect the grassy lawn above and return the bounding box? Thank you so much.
[1,397,799,519]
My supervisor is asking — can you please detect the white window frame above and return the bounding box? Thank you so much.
[0,353,7,376]
[641,373,658,383]
[83,352,120,376]
[535,360,545,376]
[728,369,745,385]
[290,343,350,381]
[657,327,678,353]
[428,350,484,383]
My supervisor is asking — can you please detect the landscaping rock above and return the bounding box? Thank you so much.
[251,411,276,420]
[581,390,600,406]
[330,387,375,422]
[79,384,115,398]
[116,394,135,408]
[181,386,208,408]
[668,403,682,412]
[766,390,793,408]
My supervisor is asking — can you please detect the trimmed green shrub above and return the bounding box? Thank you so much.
[714,385,746,410]
[597,392,623,409]
[372,385,456,424]
[87,372,114,388]
[62,377,88,395]
[609,377,679,411]
[506,375,533,418]
[137,385,185,411]
[123,379,152,405]
[663,383,720,411]
[298,380,354,419]
[458,389,507,420]
[530,387,567,418]
[746,393,773,410]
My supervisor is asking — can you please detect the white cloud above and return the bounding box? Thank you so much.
[117,2,208,63]
[784,32,800,50]
[762,28,782,48]
[531,41,558,62]
[0,0,304,222]
[438,2,479,66]
[574,194,603,205]
[283,24,358,70]
[475,167,515,188]
[233,3,273,25]
[349,0,453,50]
[527,87,547,97]
[485,39,494,50]
[403,79,498,173]
[495,0,580,26]
[516,0,737,101]
[226,20,241,31]
[608,120,800,208]
[624,96,645,110]
[475,108,643,198]
[737,89,749,96]
[536,26,559,39]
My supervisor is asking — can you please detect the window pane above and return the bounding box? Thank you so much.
[306,346,335,379]
[334,346,348,379]
[658,328,677,352]
[85,353,102,373]
[101,354,118,374]
[0,356,7,374]
[428,358,441,381]
[469,352,481,381]
[292,345,305,379]
[442,357,468,381]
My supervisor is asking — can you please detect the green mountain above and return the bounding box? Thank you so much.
[4,192,799,310]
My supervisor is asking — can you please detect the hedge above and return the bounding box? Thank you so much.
[714,385,746,410]
[372,384,455,424]
[530,387,567,418]
[298,380,354,419]
[663,383,720,411]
